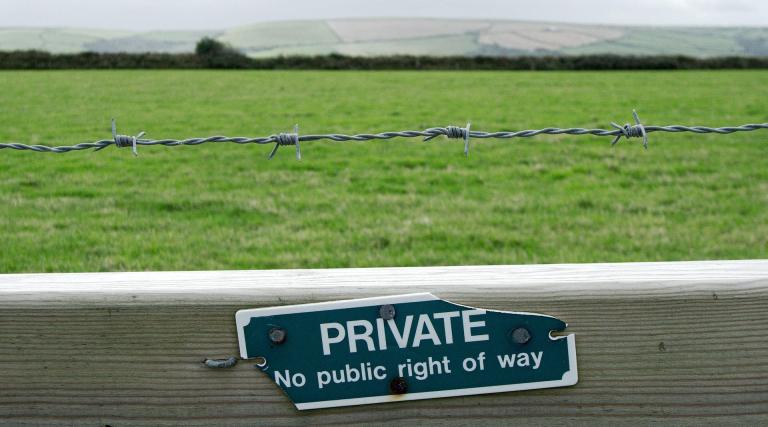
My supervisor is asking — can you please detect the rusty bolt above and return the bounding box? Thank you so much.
[389,376,408,394]
[511,327,531,345]
[268,327,287,345]
[379,304,396,320]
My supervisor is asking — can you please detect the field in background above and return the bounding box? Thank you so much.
[0,70,767,272]
[2,19,768,57]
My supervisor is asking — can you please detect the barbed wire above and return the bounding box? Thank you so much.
[1,110,766,159]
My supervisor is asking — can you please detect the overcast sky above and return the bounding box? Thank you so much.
[1,0,766,30]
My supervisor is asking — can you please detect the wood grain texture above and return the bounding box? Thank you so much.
[1,260,767,426]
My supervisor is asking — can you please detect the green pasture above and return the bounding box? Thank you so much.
[0,70,766,273]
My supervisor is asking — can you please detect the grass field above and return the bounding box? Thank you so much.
[0,70,767,273]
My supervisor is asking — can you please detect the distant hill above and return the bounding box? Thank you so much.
[1,19,767,57]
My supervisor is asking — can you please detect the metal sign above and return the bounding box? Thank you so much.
[236,293,577,410]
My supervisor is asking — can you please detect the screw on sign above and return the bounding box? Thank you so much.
[379,304,396,320]
[511,327,532,345]
[269,327,287,345]
[389,377,408,395]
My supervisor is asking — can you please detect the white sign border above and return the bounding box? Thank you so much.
[235,292,578,410]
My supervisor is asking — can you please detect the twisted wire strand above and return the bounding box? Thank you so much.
[2,122,767,154]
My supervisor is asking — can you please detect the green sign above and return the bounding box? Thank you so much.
[236,293,577,410]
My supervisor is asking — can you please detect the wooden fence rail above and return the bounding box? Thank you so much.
[1,260,767,425]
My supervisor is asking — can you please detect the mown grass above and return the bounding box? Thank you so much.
[0,70,766,272]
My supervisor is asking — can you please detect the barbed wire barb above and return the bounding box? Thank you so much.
[101,118,145,156]
[611,109,648,149]
[423,123,471,156]
[268,124,300,160]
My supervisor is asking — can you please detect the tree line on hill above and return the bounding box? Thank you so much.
[1,37,766,70]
